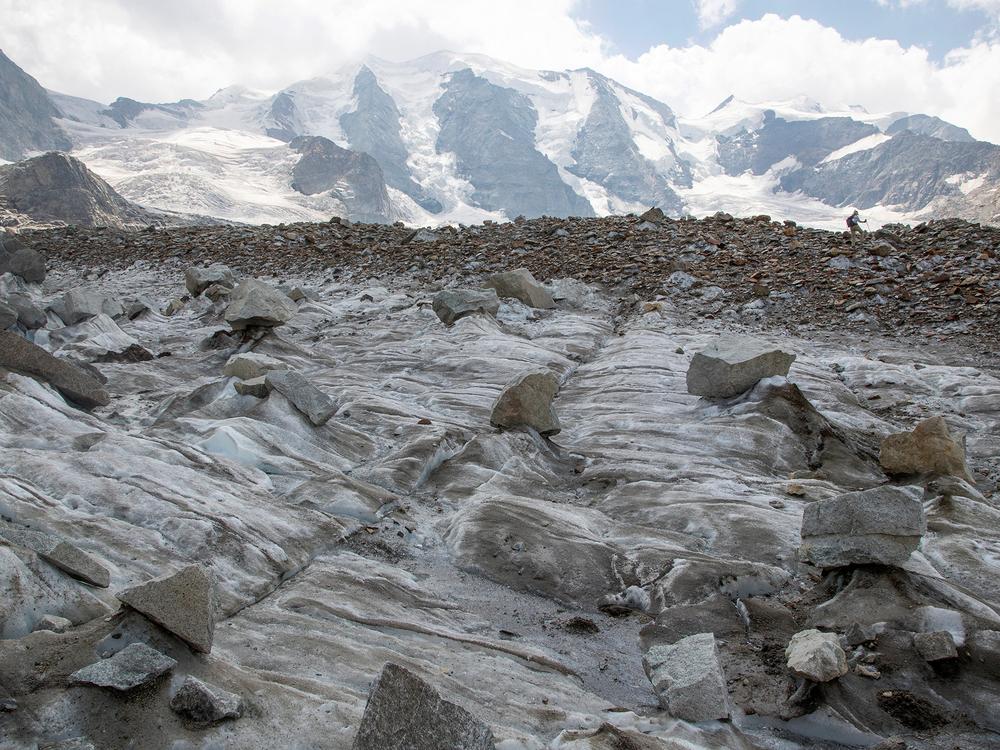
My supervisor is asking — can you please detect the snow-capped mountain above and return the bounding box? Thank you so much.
[2,48,998,229]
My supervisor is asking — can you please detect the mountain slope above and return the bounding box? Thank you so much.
[0,49,72,160]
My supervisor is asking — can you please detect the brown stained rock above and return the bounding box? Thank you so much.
[490,370,561,436]
[484,268,555,309]
[880,416,972,481]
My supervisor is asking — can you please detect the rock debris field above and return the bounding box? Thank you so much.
[1,211,999,750]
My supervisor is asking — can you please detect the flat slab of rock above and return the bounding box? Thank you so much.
[785,629,848,682]
[686,339,795,398]
[0,330,111,409]
[0,521,111,587]
[484,269,555,309]
[170,676,243,724]
[116,565,215,653]
[642,633,731,721]
[799,486,925,568]
[34,614,73,633]
[490,370,561,436]
[223,352,286,380]
[185,264,236,297]
[914,631,958,661]
[70,642,176,691]
[880,416,972,481]
[352,663,495,750]
[265,369,337,426]
[224,279,296,329]
[432,288,500,325]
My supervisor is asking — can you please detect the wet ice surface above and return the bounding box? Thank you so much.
[2,263,999,749]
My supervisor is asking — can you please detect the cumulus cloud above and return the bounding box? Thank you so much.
[0,1,998,143]
[694,0,740,29]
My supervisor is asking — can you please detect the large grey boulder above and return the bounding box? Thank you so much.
[0,521,111,587]
[484,269,555,309]
[352,663,495,750]
[642,633,730,721]
[686,338,795,398]
[265,369,338,426]
[116,565,215,653]
[223,352,286,381]
[49,288,124,325]
[170,676,243,724]
[70,642,176,691]
[0,331,110,408]
[799,486,925,568]
[224,279,297,330]
[432,288,500,325]
[880,416,972,481]
[0,235,46,283]
[5,293,47,329]
[185,264,236,297]
[785,629,848,682]
[490,370,561,436]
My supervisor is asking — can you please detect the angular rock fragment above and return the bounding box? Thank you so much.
[913,631,958,662]
[352,663,495,750]
[169,676,243,724]
[49,288,123,325]
[432,288,500,325]
[163,298,185,316]
[265,369,337,426]
[484,268,555,309]
[223,352,286,380]
[0,235,46,283]
[224,279,297,330]
[799,486,925,568]
[126,296,156,319]
[6,293,48,329]
[0,521,111,587]
[0,330,111,408]
[116,565,215,653]
[785,629,848,682]
[235,376,269,398]
[639,206,666,223]
[686,338,795,398]
[490,370,561,436]
[185,264,236,297]
[642,633,731,721]
[70,642,176,691]
[34,614,73,633]
[880,416,972,481]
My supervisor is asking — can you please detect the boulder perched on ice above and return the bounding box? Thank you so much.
[0,331,109,408]
[223,352,286,380]
[642,633,731,721]
[116,565,215,653]
[484,268,555,309]
[224,279,296,330]
[432,288,500,325]
[70,643,176,691]
[785,629,847,682]
[914,631,958,662]
[185,263,236,297]
[686,338,795,398]
[352,663,496,750]
[48,287,124,325]
[490,370,561,436]
[880,416,972,481]
[265,369,338,426]
[799,486,925,569]
[170,676,244,724]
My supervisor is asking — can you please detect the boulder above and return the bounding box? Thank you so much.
[34,614,73,633]
[0,299,14,329]
[432,288,500,325]
[204,283,233,303]
[0,522,111,587]
[799,486,925,568]
[490,370,561,436]
[0,330,111,409]
[70,642,176,691]
[642,633,731,721]
[224,279,297,330]
[163,298,185,316]
[686,338,796,398]
[185,264,236,297]
[484,269,555,309]
[352,663,495,750]
[913,631,958,662]
[0,235,46,283]
[5,293,47,329]
[639,206,666,223]
[265,369,338,426]
[126,296,157,319]
[785,629,848,682]
[169,676,243,724]
[880,416,972,481]
[223,352,286,381]
[116,565,215,653]
[235,376,269,398]
[49,288,124,325]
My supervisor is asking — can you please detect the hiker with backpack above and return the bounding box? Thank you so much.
[847,210,867,244]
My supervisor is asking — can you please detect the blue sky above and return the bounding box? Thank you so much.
[576,0,988,60]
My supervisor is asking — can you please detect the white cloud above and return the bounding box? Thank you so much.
[694,0,740,29]
[0,1,998,144]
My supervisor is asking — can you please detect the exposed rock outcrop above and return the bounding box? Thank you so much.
[0,49,71,161]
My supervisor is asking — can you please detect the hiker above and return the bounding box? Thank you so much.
[847,210,867,245]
